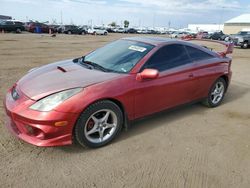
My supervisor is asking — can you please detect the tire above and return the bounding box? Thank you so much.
[104,32,107,36]
[202,78,227,108]
[243,42,248,49]
[68,30,72,34]
[74,100,123,148]
[16,28,22,33]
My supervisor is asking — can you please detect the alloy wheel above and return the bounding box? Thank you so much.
[210,81,225,105]
[84,109,118,144]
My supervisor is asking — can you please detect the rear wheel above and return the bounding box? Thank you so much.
[202,78,226,108]
[243,42,248,49]
[74,100,123,148]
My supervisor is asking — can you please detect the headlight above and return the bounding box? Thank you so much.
[30,88,82,111]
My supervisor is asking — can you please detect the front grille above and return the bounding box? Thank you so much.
[11,87,19,100]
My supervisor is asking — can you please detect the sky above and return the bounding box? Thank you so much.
[1,0,250,28]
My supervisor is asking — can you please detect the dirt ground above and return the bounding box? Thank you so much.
[0,33,250,188]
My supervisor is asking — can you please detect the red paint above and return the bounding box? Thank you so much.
[3,37,233,147]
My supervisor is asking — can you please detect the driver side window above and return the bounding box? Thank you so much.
[143,44,190,72]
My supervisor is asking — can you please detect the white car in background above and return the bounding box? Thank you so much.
[88,27,108,35]
[170,31,189,38]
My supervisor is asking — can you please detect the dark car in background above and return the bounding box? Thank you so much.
[124,28,138,34]
[0,20,25,33]
[209,31,228,41]
[231,31,250,49]
[106,27,115,33]
[57,25,87,35]
[26,22,54,33]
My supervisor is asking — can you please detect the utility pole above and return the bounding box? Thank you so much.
[153,13,156,28]
[60,11,63,25]
[219,7,225,31]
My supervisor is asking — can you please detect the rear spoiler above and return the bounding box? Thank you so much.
[183,38,234,57]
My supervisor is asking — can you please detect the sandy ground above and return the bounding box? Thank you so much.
[0,33,250,188]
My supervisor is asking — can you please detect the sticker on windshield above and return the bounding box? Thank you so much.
[128,45,147,52]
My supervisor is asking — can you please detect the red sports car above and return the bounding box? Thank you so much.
[4,37,233,148]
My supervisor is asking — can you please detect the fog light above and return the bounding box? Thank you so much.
[54,121,68,127]
[25,125,34,135]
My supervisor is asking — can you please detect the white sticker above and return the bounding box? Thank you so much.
[128,45,147,52]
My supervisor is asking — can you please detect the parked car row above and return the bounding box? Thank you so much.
[195,30,250,48]
[1,20,250,48]
[107,27,168,34]
[0,20,108,35]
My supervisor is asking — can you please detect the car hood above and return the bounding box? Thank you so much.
[230,34,243,39]
[17,59,121,100]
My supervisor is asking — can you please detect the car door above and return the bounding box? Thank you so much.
[5,21,14,31]
[185,45,219,99]
[134,44,199,119]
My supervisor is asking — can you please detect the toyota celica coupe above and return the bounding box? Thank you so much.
[4,37,233,148]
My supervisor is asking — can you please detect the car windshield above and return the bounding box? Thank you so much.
[83,39,154,73]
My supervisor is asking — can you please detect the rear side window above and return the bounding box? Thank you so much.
[6,21,13,25]
[185,46,214,61]
[143,44,190,72]
[14,22,23,25]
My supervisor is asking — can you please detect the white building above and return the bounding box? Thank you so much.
[224,14,250,34]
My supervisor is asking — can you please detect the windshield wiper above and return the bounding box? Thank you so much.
[82,59,111,72]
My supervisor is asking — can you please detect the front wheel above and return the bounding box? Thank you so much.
[202,78,226,108]
[16,28,22,33]
[74,100,123,148]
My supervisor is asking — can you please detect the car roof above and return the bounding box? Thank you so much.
[122,37,219,57]
[122,37,180,46]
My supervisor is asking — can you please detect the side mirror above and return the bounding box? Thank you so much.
[136,69,159,81]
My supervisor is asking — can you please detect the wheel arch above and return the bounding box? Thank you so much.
[220,74,229,91]
[98,98,129,130]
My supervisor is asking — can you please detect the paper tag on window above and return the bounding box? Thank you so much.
[128,45,146,52]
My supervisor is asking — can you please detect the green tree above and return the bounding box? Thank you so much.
[109,22,116,27]
[124,20,129,28]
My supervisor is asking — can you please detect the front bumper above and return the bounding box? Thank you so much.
[3,87,79,147]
